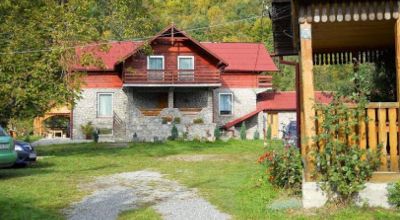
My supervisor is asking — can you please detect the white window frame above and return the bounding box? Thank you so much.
[219,93,233,116]
[147,55,165,70]
[97,92,113,118]
[177,55,195,70]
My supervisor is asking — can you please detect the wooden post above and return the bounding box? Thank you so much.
[395,17,400,172]
[300,22,316,181]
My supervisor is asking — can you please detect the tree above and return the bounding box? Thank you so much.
[0,0,154,126]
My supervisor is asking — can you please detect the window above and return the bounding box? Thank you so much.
[147,56,164,70]
[178,56,194,70]
[97,93,113,117]
[219,93,233,115]
[178,56,194,81]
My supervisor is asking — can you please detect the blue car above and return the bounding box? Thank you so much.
[14,140,36,166]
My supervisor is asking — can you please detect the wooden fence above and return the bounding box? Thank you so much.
[312,102,399,177]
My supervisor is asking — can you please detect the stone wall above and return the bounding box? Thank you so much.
[174,90,208,108]
[214,88,262,139]
[213,88,257,126]
[126,88,215,142]
[72,88,128,140]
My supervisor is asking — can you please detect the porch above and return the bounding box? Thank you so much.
[285,0,400,183]
[130,88,212,118]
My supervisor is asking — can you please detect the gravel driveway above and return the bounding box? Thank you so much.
[65,171,231,220]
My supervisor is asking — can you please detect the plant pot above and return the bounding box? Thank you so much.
[85,134,92,140]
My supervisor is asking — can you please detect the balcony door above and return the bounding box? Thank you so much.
[147,55,164,81]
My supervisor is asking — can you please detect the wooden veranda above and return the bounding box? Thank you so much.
[271,0,400,182]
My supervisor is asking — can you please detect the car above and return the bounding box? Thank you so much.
[14,140,37,166]
[283,121,298,147]
[0,126,17,168]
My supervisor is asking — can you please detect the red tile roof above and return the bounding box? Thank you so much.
[73,41,278,72]
[223,91,333,129]
[257,91,333,111]
[202,42,278,72]
[73,41,142,71]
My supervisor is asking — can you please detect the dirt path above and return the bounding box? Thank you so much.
[65,171,231,220]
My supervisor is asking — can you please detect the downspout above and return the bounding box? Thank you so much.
[278,57,301,148]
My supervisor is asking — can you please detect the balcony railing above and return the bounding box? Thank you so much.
[124,70,221,85]
[258,75,273,88]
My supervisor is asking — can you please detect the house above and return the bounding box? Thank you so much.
[71,25,277,142]
[222,91,332,139]
[271,0,400,208]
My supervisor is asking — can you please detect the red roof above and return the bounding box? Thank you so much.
[202,42,278,72]
[257,91,333,111]
[74,41,142,71]
[72,28,278,72]
[223,91,332,129]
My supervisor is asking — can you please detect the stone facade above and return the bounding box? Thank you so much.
[72,88,128,141]
[72,87,215,142]
[214,88,263,139]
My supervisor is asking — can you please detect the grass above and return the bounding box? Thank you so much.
[0,140,399,220]
[118,207,161,220]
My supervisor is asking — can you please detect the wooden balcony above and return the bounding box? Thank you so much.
[258,75,273,88]
[123,71,221,87]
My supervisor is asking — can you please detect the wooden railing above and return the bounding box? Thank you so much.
[258,75,273,88]
[124,71,221,85]
[314,102,399,174]
[139,108,202,117]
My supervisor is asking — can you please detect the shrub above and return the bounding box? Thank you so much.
[80,122,94,140]
[253,130,260,140]
[313,92,380,205]
[162,116,173,124]
[214,128,222,140]
[266,125,271,140]
[258,146,302,193]
[240,122,246,140]
[388,181,400,208]
[170,124,178,140]
[92,129,99,143]
[173,117,181,124]
[193,118,204,124]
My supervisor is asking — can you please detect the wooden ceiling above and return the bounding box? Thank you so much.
[312,20,395,53]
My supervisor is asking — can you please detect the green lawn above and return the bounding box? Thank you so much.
[0,140,399,220]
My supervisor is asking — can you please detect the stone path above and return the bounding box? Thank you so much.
[65,171,231,220]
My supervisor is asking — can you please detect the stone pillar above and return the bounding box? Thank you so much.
[168,88,174,108]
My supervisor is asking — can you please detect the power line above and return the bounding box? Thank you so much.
[0,15,262,56]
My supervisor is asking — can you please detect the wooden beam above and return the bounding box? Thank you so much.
[395,17,400,173]
[300,22,316,182]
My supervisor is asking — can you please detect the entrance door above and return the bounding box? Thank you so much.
[157,93,168,108]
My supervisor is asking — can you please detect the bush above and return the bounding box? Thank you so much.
[266,125,271,140]
[170,124,178,140]
[162,116,173,124]
[313,92,380,205]
[240,122,246,140]
[258,146,302,193]
[253,130,260,140]
[193,118,204,124]
[80,122,94,140]
[173,117,181,124]
[388,181,400,208]
[214,128,222,140]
